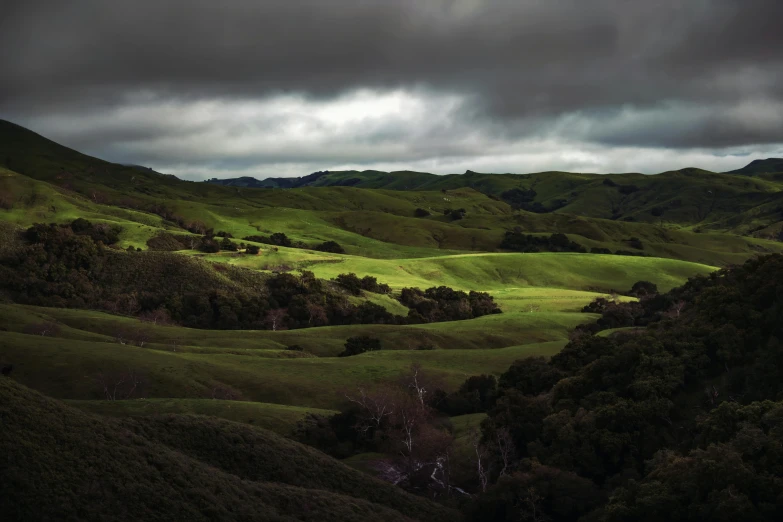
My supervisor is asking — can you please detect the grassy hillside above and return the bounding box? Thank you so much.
[0,377,458,521]
[3,118,782,519]
[2,119,782,265]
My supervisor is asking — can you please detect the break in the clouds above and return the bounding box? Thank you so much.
[1,0,782,179]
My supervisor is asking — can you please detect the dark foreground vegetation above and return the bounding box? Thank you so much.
[0,220,501,331]
[295,254,783,521]
[467,254,783,521]
[0,378,458,522]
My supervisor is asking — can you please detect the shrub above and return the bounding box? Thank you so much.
[334,273,363,295]
[269,232,292,247]
[414,208,431,218]
[220,237,237,251]
[444,208,466,220]
[314,240,345,254]
[245,245,260,255]
[338,336,382,357]
[626,237,644,249]
[500,188,537,209]
[629,280,658,297]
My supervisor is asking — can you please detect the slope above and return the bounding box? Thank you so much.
[0,377,458,522]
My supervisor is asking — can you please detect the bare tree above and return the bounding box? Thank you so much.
[139,307,171,326]
[495,427,515,478]
[344,385,398,433]
[670,300,686,318]
[94,368,144,400]
[470,429,490,493]
[264,309,288,331]
[399,363,446,407]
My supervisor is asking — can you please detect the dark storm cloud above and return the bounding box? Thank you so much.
[0,0,782,168]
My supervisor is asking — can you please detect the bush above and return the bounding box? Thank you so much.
[334,273,363,295]
[338,336,381,357]
[500,231,585,253]
[220,237,237,251]
[444,208,466,220]
[314,241,345,254]
[198,237,220,253]
[414,208,431,218]
[626,237,644,250]
[270,232,292,247]
[334,273,391,295]
[500,188,537,209]
[245,245,260,255]
[629,280,658,297]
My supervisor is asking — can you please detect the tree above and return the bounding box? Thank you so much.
[219,237,237,251]
[269,232,292,247]
[94,368,144,400]
[334,273,363,295]
[414,208,431,218]
[245,244,260,255]
[339,336,382,357]
[314,240,345,253]
[264,309,288,331]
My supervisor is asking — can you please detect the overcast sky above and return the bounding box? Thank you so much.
[2,0,782,179]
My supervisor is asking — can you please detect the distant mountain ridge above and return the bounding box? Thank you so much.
[206,159,783,191]
[729,158,783,175]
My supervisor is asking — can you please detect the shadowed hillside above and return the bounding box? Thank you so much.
[0,377,458,521]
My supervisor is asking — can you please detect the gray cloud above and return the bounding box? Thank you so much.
[1,0,782,174]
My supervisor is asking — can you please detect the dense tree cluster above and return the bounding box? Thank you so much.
[146,231,241,253]
[0,222,407,331]
[399,286,501,323]
[501,188,568,213]
[500,230,586,253]
[243,232,293,247]
[500,188,538,210]
[466,254,783,521]
[1,221,506,332]
[334,273,391,295]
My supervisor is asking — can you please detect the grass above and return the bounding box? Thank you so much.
[200,249,717,293]
[0,328,565,409]
[68,398,337,435]
[1,377,459,522]
[3,118,774,468]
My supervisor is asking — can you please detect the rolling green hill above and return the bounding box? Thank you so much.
[2,118,782,520]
